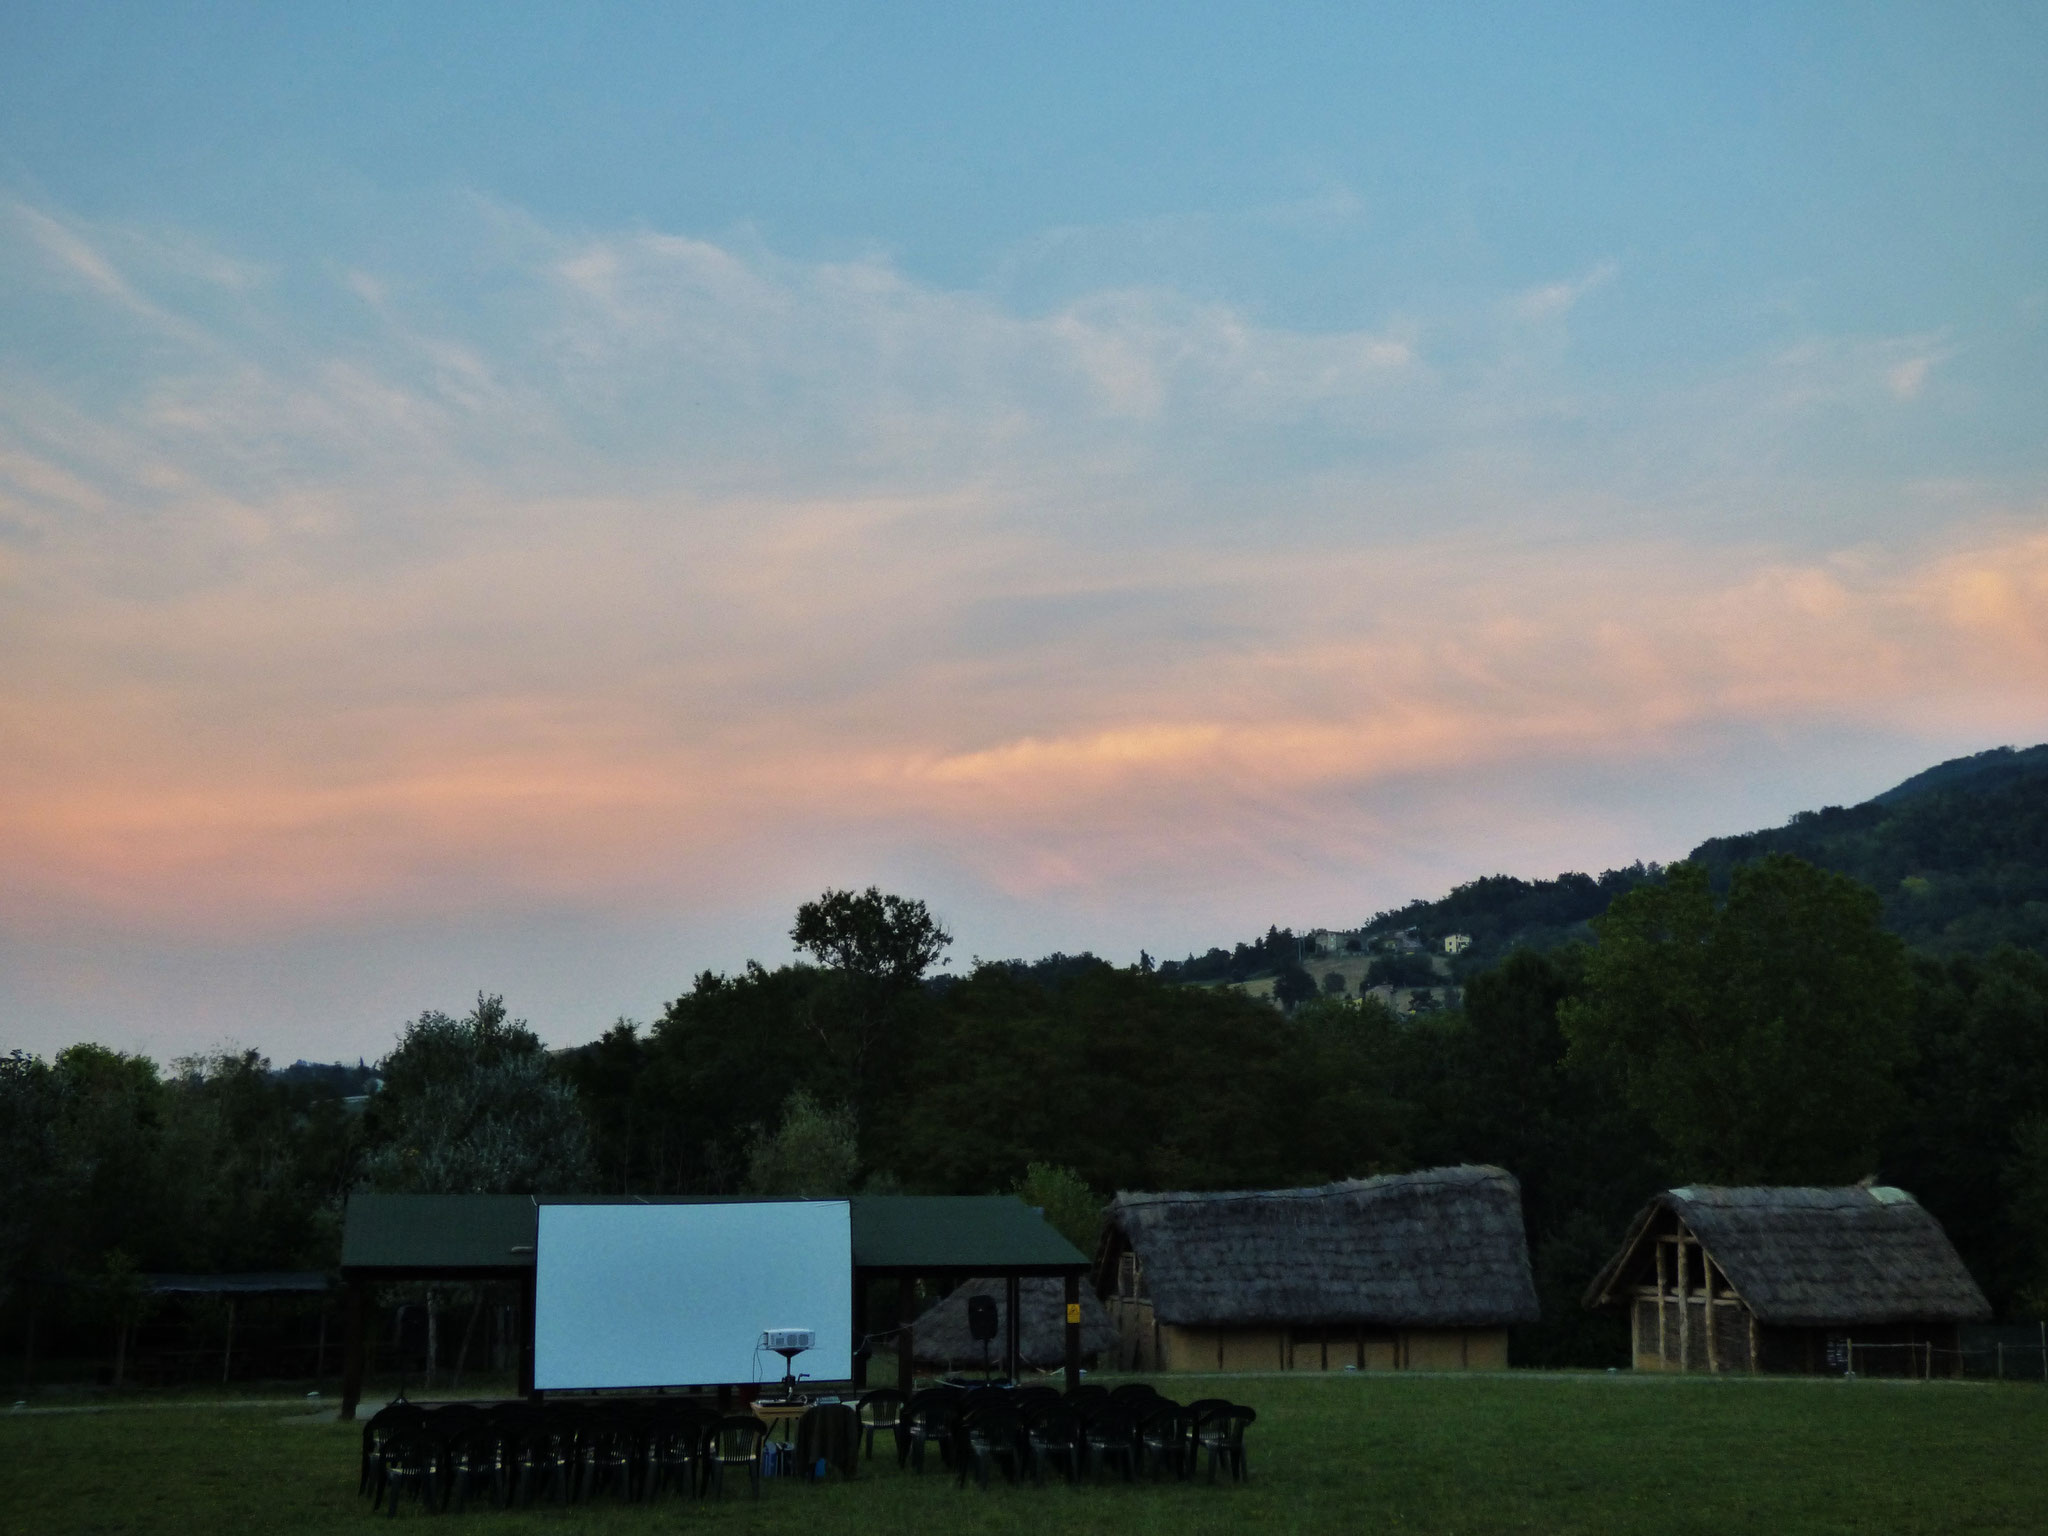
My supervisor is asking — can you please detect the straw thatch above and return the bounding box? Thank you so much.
[910,1277,1119,1368]
[1584,1186,1991,1326]
[1095,1165,1539,1328]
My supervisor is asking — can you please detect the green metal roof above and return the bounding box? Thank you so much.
[341,1192,1084,1276]
[850,1195,1086,1273]
[341,1193,537,1273]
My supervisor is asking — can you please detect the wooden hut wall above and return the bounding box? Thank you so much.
[1110,1295,1504,1373]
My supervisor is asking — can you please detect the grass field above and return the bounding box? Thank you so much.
[4,1371,2045,1535]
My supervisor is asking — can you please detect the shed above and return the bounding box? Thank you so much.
[1583,1185,1992,1375]
[336,1192,1088,1416]
[910,1276,1118,1372]
[1094,1164,1539,1373]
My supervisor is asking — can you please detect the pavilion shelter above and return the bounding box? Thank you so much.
[336,1192,1089,1418]
[136,1271,331,1386]
[1582,1185,1992,1375]
[338,1194,544,1418]
[909,1275,1118,1375]
[1093,1165,1539,1372]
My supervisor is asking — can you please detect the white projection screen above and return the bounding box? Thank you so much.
[533,1201,853,1390]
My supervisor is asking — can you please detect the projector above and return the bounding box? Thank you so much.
[762,1329,816,1353]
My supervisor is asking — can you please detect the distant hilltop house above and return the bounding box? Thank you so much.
[1584,1185,1991,1375]
[1093,1165,1539,1373]
[1443,933,1472,955]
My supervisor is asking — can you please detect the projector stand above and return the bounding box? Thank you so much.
[771,1344,808,1400]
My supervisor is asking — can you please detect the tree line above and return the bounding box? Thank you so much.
[5,861,2048,1373]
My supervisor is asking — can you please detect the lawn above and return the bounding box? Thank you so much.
[4,1372,2045,1536]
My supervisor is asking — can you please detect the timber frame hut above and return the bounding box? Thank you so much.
[1583,1185,1992,1375]
[1094,1165,1539,1373]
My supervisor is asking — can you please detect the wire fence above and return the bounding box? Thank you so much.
[1839,1328,2048,1382]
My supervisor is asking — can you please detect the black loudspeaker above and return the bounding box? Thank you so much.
[967,1294,999,1343]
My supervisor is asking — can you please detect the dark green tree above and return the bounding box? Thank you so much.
[363,994,593,1194]
[1562,856,1914,1184]
[790,888,951,1093]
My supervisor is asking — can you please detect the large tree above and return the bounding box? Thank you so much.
[1561,855,1914,1185]
[362,994,593,1194]
[789,887,951,1094]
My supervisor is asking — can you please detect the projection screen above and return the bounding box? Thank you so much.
[533,1200,853,1390]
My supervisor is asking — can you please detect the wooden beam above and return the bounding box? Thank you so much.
[1704,1258,1719,1374]
[896,1277,915,1396]
[851,1273,869,1390]
[1655,1236,1668,1365]
[340,1279,367,1420]
[1062,1272,1081,1392]
[1004,1273,1022,1382]
[1675,1232,1690,1373]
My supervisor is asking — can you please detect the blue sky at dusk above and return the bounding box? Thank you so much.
[3,3,2044,1061]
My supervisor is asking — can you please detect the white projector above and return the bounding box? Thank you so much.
[761,1329,816,1353]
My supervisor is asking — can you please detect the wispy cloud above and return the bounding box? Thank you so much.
[0,196,2041,970]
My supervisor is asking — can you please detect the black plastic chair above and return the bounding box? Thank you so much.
[704,1415,768,1500]
[510,1410,577,1505]
[1081,1402,1138,1482]
[647,1407,714,1500]
[795,1402,861,1481]
[375,1426,445,1518]
[444,1416,512,1511]
[1138,1402,1196,1481]
[899,1391,960,1472]
[360,1403,425,1503]
[1196,1404,1256,1483]
[1022,1400,1083,1485]
[954,1403,1026,1489]
[854,1389,905,1460]
[1109,1382,1161,1410]
[576,1410,639,1502]
[1063,1382,1109,1409]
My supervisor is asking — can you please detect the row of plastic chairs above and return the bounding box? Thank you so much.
[878,1382,1255,1488]
[358,1399,816,1514]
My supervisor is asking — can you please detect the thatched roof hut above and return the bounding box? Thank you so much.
[1585,1185,1990,1375]
[910,1277,1118,1370]
[1093,1166,1538,1372]
[1098,1165,1540,1328]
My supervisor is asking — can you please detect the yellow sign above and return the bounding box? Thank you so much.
[1066,1303,1082,1324]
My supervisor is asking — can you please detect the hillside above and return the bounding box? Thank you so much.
[1167,744,2048,976]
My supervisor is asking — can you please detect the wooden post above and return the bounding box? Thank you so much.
[1655,1238,1668,1366]
[222,1299,238,1385]
[851,1273,869,1391]
[340,1279,367,1420]
[1748,1310,1759,1375]
[1704,1259,1719,1375]
[1004,1274,1022,1382]
[517,1270,536,1399]
[1675,1236,1690,1373]
[1063,1272,1081,1393]
[316,1303,328,1381]
[896,1277,915,1395]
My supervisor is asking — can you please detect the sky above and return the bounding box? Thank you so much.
[3,3,2045,1064]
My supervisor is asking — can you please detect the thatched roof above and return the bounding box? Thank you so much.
[910,1277,1119,1368]
[1095,1165,1539,1329]
[1584,1186,1991,1327]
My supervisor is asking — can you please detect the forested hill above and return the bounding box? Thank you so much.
[1688,744,2048,954]
[1331,743,2048,964]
